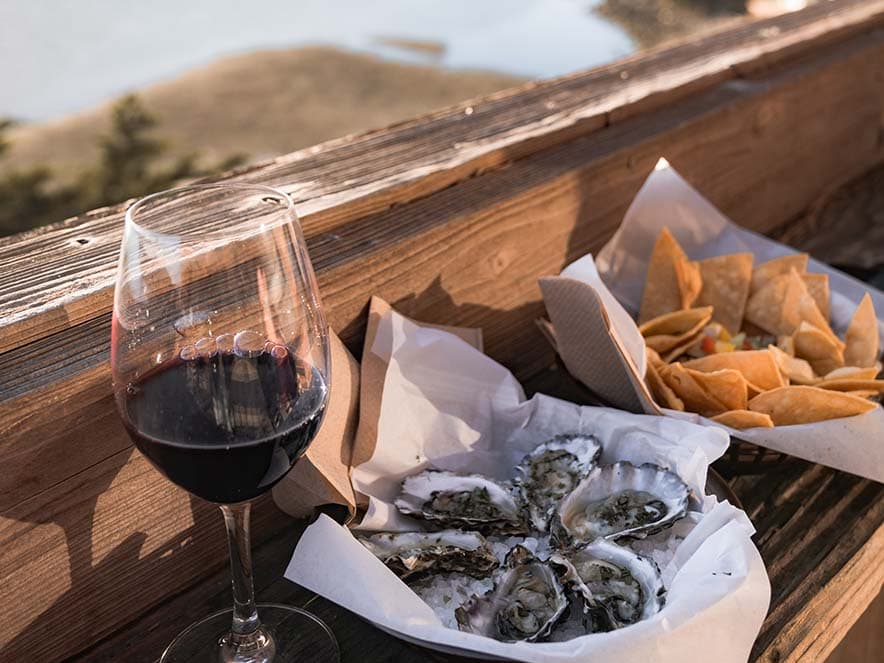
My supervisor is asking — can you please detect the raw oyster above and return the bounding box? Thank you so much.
[514,433,602,532]
[553,462,689,546]
[455,545,567,642]
[395,470,526,534]
[359,530,499,579]
[551,539,664,632]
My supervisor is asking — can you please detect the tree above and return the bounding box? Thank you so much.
[0,119,12,156]
[0,120,79,235]
[79,94,246,208]
[0,95,247,237]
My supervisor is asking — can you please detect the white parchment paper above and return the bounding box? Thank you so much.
[572,159,884,483]
[287,307,770,662]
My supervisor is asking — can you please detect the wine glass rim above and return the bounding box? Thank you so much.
[125,182,296,240]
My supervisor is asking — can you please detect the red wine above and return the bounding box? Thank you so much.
[119,341,327,503]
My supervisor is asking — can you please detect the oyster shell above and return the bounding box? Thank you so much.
[455,545,567,642]
[551,539,664,631]
[514,433,602,532]
[359,530,499,579]
[394,470,526,534]
[553,462,689,546]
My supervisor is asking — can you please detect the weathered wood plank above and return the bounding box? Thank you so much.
[74,369,884,663]
[773,162,884,271]
[71,518,312,663]
[738,467,884,662]
[1,0,883,354]
[783,525,884,662]
[0,463,287,661]
[826,590,884,663]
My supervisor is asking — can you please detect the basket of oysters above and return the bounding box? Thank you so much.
[287,305,770,663]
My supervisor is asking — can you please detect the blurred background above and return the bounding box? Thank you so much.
[0,0,811,237]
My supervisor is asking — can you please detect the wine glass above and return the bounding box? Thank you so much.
[111,183,339,663]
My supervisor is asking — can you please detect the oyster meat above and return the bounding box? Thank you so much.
[551,539,664,632]
[395,470,526,534]
[514,433,602,532]
[359,530,499,579]
[455,545,567,642]
[554,462,689,545]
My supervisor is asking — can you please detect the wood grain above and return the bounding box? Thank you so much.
[0,451,288,661]
[738,468,884,662]
[772,162,884,271]
[73,370,884,663]
[2,4,884,662]
[826,591,884,663]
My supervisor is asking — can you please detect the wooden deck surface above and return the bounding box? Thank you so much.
[2,2,884,661]
[78,391,884,663]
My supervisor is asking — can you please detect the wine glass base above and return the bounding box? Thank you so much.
[160,603,340,663]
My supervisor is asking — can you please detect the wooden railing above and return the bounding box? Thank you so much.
[2,1,884,660]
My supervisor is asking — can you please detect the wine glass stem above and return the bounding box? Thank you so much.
[221,502,261,637]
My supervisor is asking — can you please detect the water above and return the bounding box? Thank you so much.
[0,0,633,122]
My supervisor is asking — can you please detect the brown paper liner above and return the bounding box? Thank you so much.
[272,331,360,519]
[274,297,483,519]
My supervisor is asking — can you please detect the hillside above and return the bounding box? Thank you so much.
[3,46,525,182]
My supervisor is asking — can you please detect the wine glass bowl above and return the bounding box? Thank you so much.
[111,183,338,662]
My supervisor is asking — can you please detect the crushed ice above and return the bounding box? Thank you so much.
[411,520,694,634]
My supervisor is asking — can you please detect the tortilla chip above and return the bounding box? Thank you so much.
[785,270,841,346]
[645,333,698,356]
[639,228,691,324]
[662,333,705,363]
[793,321,844,376]
[646,347,665,368]
[683,349,785,391]
[745,269,838,343]
[676,259,703,310]
[641,307,712,356]
[710,410,775,429]
[639,307,714,337]
[748,385,877,424]
[801,273,830,321]
[745,381,767,399]
[768,344,816,385]
[660,363,748,416]
[695,253,753,335]
[847,390,880,399]
[646,359,685,411]
[844,293,880,368]
[777,335,795,356]
[823,365,880,380]
[745,273,791,335]
[750,253,808,294]
[813,378,884,393]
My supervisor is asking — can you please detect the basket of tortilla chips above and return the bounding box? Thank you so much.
[636,229,881,472]
[540,160,884,479]
[639,228,880,422]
